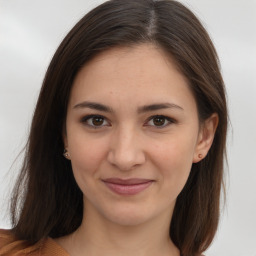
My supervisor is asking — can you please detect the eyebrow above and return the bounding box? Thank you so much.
[73,101,113,112]
[73,101,184,113]
[137,103,184,113]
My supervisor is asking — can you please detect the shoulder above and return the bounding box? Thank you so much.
[0,229,41,255]
[0,229,69,256]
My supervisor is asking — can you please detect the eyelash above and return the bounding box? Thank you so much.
[145,115,176,128]
[80,114,176,129]
[80,115,109,129]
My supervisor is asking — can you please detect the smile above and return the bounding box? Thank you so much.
[102,178,154,195]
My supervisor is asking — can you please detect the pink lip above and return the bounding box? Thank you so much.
[102,178,154,195]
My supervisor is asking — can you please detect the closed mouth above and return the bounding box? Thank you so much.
[102,178,154,195]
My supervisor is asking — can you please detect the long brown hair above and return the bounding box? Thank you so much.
[10,1,228,255]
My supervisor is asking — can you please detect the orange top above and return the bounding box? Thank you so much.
[0,229,69,256]
[0,229,205,256]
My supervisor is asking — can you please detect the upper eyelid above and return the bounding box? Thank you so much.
[145,114,176,123]
[80,114,175,122]
[81,114,110,124]
[81,114,107,120]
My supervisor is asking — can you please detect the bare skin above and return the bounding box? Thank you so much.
[55,44,218,256]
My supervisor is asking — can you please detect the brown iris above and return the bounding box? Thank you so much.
[92,116,104,126]
[153,116,166,126]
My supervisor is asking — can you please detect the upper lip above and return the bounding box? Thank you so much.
[102,178,153,185]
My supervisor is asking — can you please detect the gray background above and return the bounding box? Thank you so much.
[0,1,256,255]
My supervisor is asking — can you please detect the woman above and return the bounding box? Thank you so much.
[0,0,227,255]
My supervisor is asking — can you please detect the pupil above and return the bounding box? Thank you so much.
[153,117,165,126]
[92,117,103,126]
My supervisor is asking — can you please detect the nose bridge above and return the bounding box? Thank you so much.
[107,124,145,171]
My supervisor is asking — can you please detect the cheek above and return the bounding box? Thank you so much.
[68,133,109,177]
[68,135,110,196]
[150,134,197,189]
[152,134,196,166]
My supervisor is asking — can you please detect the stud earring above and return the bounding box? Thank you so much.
[198,153,203,159]
[63,149,69,158]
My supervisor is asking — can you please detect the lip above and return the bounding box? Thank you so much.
[102,178,154,195]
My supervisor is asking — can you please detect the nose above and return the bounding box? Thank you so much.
[107,127,146,171]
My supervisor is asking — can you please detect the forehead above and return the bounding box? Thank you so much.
[74,44,182,87]
[69,44,196,112]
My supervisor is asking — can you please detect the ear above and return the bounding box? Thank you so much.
[62,125,68,149]
[193,113,219,163]
[62,125,71,159]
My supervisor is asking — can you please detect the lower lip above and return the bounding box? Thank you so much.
[103,181,153,195]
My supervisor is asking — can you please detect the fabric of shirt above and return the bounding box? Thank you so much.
[0,229,69,256]
[0,229,206,256]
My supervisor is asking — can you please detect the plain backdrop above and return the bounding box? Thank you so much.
[0,1,256,256]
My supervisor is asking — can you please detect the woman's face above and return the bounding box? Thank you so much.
[64,44,209,226]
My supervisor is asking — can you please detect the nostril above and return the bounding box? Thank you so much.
[107,148,146,171]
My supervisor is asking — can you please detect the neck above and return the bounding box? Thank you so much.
[57,200,180,256]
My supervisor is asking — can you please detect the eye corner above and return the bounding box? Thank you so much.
[80,114,111,129]
[144,115,177,128]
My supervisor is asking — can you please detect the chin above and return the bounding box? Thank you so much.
[106,211,152,226]
[100,202,164,227]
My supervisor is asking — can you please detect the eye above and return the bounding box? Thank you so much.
[81,115,110,128]
[146,115,175,128]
